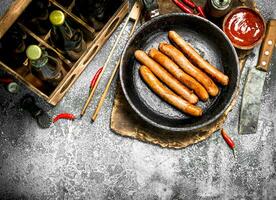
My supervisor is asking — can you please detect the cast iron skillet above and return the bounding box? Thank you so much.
[120,2,239,133]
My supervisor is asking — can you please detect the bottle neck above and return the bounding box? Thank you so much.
[52,21,83,51]
[211,0,231,10]
[53,21,74,38]
[30,49,49,69]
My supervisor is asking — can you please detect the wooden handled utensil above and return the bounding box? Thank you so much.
[239,20,276,134]
[80,2,141,118]
[91,2,141,121]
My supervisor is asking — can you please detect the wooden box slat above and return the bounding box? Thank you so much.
[0,0,129,105]
[0,0,31,39]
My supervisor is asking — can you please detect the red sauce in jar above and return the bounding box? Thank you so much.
[224,8,265,47]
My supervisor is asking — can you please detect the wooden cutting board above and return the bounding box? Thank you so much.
[110,0,253,149]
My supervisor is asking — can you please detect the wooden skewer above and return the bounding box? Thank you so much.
[91,2,142,121]
[80,3,139,117]
[91,61,120,121]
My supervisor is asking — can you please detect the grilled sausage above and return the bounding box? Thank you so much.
[149,48,209,101]
[135,50,198,104]
[168,31,229,86]
[159,42,219,97]
[139,65,203,116]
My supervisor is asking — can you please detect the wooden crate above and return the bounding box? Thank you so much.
[0,0,129,105]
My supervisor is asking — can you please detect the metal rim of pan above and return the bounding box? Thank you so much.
[120,13,240,133]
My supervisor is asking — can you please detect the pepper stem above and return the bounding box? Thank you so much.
[232,149,236,158]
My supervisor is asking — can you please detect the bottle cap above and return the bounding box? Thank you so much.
[49,10,65,26]
[7,82,19,93]
[212,0,231,9]
[26,45,42,60]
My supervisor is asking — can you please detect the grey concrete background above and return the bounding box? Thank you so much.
[0,0,14,17]
[0,0,276,199]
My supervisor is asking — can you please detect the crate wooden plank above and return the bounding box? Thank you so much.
[50,0,96,35]
[18,22,72,66]
[48,1,129,105]
[0,0,129,106]
[0,60,49,99]
[0,0,31,39]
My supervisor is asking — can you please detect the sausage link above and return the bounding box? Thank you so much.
[135,50,198,104]
[149,48,209,101]
[168,31,229,86]
[139,65,203,116]
[159,42,219,97]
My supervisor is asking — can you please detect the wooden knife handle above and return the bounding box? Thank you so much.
[257,20,276,71]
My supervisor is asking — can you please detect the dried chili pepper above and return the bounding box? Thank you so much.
[181,0,196,8]
[0,78,13,84]
[196,6,206,18]
[173,0,194,14]
[221,129,236,158]
[53,113,76,123]
[89,67,103,93]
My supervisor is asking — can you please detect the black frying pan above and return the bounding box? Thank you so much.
[120,1,239,132]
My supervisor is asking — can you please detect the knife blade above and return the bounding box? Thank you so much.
[239,20,276,134]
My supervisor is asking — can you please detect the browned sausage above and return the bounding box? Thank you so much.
[135,50,198,104]
[159,42,219,97]
[168,31,229,86]
[149,48,209,101]
[139,65,203,117]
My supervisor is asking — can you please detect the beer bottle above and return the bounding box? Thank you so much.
[16,64,45,91]
[0,24,27,68]
[56,0,72,7]
[6,82,20,94]
[74,0,123,31]
[49,10,86,61]
[26,45,65,87]
[23,0,51,35]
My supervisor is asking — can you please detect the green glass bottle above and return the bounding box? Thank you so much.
[0,24,27,68]
[23,0,51,35]
[26,45,65,87]
[49,10,86,61]
[206,0,232,18]
[7,82,20,94]
[74,0,123,31]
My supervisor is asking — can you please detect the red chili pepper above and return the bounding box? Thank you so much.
[53,113,76,123]
[221,129,236,158]
[173,0,194,14]
[196,6,206,18]
[0,78,13,84]
[90,67,103,93]
[181,0,196,8]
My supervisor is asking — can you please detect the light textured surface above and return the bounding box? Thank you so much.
[0,0,14,17]
[0,0,276,199]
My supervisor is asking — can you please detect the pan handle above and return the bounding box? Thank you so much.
[141,0,160,20]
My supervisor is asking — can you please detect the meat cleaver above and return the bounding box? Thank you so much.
[239,20,276,134]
